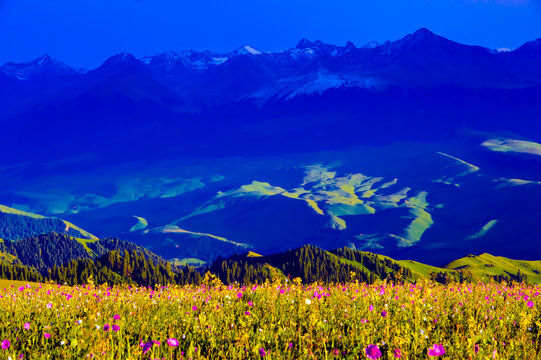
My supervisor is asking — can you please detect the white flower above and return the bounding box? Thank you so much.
[61,341,66,345]
[96,325,100,330]
[305,299,312,305]
[77,320,82,325]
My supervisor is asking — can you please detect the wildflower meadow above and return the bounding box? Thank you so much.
[0,276,539,359]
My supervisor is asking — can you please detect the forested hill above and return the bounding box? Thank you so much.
[209,245,413,285]
[0,232,164,270]
[0,204,97,241]
[1,234,538,287]
[0,232,202,286]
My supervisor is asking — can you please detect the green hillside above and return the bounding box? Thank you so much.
[445,253,541,283]
[398,260,454,280]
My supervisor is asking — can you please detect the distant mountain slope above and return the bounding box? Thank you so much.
[1,29,541,165]
[0,205,97,241]
[2,29,541,268]
[122,225,250,265]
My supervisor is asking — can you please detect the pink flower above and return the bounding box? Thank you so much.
[112,324,120,332]
[46,303,53,309]
[381,310,387,317]
[474,344,479,354]
[167,338,179,347]
[428,344,445,357]
[18,286,25,292]
[1,339,10,350]
[369,304,374,311]
[259,348,266,357]
[245,311,251,316]
[24,323,30,330]
[394,349,402,358]
[192,305,197,311]
[365,344,382,359]
[237,292,243,298]
[103,324,110,331]
[248,301,254,306]
[113,314,121,321]
[527,301,534,308]
[141,341,153,354]
[44,333,51,339]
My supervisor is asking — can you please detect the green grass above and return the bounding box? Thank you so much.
[398,260,455,281]
[402,207,434,244]
[63,221,99,240]
[446,253,541,283]
[465,220,498,240]
[482,138,541,156]
[0,204,46,219]
[176,258,207,266]
[130,216,149,232]
[73,237,100,256]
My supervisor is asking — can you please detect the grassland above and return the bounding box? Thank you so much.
[482,138,541,157]
[446,253,541,284]
[0,278,539,359]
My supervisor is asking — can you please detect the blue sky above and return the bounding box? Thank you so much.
[0,0,540,68]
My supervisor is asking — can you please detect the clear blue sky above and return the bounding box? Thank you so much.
[1,0,540,69]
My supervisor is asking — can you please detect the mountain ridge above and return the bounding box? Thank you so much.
[1,28,532,74]
[2,236,538,286]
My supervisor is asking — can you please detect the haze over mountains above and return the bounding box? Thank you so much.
[1,29,541,267]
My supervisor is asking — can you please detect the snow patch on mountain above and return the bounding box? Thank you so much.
[243,46,262,55]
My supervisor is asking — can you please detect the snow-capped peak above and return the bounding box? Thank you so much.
[0,54,77,80]
[239,45,262,55]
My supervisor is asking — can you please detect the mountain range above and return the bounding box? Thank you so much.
[2,28,541,164]
[1,29,541,268]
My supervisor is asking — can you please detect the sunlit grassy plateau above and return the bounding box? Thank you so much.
[1,276,539,360]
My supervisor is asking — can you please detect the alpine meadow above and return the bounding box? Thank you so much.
[1,0,541,359]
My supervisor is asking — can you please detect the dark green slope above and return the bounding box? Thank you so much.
[0,204,97,241]
[0,232,202,286]
[0,232,163,270]
[209,245,413,285]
